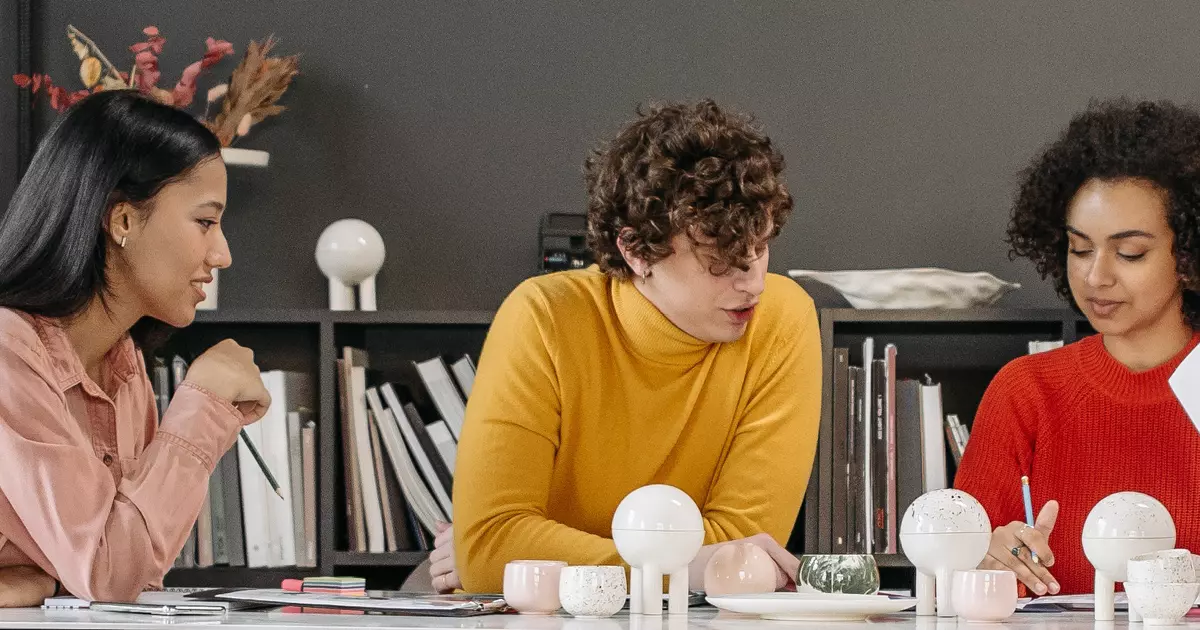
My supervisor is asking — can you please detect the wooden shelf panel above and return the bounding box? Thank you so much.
[193,309,326,324]
[328,551,429,567]
[193,309,494,326]
[163,566,320,588]
[330,310,494,326]
[820,308,1081,323]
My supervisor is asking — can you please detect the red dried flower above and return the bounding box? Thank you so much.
[14,24,240,116]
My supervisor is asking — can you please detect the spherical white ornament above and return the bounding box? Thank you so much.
[611,484,703,574]
[900,488,991,536]
[314,219,386,286]
[899,488,992,618]
[611,484,704,616]
[1082,491,1176,541]
[1081,491,1177,622]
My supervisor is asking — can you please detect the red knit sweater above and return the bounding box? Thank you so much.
[955,332,1200,595]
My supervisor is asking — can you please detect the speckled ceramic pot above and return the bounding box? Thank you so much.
[1124,582,1200,625]
[558,566,627,619]
[796,554,880,595]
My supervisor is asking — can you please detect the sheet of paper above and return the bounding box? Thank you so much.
[45,589,273,612]
[1017,591,1200,611]
[214,589,508,614]
[1169,342,1200,435]
[1016,593,1127,610]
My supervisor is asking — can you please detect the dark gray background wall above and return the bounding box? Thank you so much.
[1,0,19,203]
[6,1,1200,311]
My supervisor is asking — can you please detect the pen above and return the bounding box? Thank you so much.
[241,428,284,499]
[1021,475,1039,565]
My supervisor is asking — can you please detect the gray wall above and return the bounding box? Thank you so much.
[7,2,1200,311]
[0,0,19,203]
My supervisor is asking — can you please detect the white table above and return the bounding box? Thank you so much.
[0,607,1186,630]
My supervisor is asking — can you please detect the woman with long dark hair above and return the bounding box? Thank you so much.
[0,90,269,604]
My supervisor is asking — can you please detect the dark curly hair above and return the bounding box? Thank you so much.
[584,99,793,278]
[1007,98,1200,327]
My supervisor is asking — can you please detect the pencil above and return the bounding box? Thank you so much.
[240,428,284,499]
[1021,475,1039,565]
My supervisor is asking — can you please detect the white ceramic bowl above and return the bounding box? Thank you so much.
[1123,581,1200,626]
[1128,550,1198,584]
[559,566,626,619]
[952,569,1018,622]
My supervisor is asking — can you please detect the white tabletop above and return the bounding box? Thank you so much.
[0,607,1188,630]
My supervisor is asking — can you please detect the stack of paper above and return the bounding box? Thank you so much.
[302,576,366,596]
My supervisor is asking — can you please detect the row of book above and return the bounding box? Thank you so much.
[830,337,1063,555]
[152,357,318,569]
[829,341,944,556]
[337,347,475,553]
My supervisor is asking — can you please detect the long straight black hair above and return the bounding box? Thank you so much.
[0,89,221,347]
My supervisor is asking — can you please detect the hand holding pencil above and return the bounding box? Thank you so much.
[184,339,272,423]
[978,476,1061,596]
[183,340,281,498]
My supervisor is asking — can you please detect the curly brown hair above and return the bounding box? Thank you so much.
[1007,98,1200,327]
[584,99,793,278]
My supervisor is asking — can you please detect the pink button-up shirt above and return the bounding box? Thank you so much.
[0,308,244,602]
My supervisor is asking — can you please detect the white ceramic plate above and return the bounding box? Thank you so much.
[705,592,917,621]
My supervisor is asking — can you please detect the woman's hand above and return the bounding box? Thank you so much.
[980,500,1060,595]
[687,532,799,591]
[184,339,271,423]
[0,565,57,608]
[429,521,462,594]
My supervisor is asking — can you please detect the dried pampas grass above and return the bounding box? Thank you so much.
[207,36,299,146]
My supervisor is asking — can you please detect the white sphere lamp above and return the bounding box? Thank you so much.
[1082,491,1176,622]
[314,219,386,311]
[612,484,704,616]
[899,488,991,618]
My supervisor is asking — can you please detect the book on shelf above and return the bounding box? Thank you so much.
[832,339,950,556]
[336,345,474,554]
[1028,340,1064,354]
[150,355,319,571]
[149,338,481,568]
[944,414,969,464]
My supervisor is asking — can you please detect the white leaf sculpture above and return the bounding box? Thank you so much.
[787,267,1021,309]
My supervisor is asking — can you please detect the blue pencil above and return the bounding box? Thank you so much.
[1021,475,1039,565]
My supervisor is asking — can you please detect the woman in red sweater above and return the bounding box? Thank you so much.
[955,99,1200,596]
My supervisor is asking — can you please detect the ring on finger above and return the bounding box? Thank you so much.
[1010,546,1022,558]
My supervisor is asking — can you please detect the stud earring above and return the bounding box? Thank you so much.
[119,236,127,248]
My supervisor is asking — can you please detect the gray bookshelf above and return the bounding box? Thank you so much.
[161,307,1091,589]
[804,307,1090,575]
[161,309,494,589]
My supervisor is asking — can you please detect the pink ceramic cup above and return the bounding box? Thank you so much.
[952,569,1018,622]
[503,560,567,614]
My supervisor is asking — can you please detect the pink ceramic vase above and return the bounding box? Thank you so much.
[703,542,778,596]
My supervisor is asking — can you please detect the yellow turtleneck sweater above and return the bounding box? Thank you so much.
[452,267,821,592]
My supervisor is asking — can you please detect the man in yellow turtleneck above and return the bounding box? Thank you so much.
[435,100,822,594]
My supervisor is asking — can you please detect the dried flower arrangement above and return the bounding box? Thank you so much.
[12,24,299,148]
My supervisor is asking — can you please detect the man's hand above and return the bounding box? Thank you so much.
[429,521,462,594]
[687,533,798,591]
